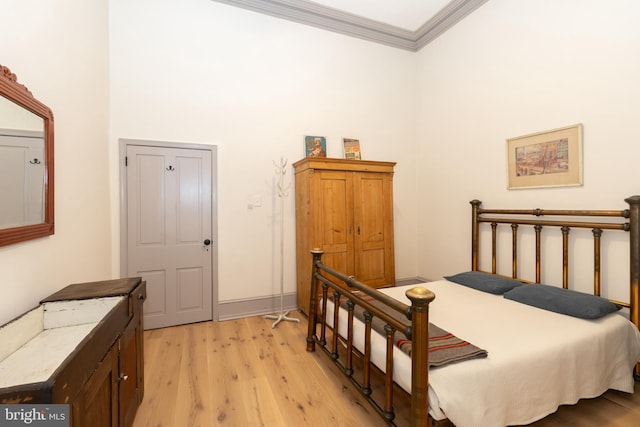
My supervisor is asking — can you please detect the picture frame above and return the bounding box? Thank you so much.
[304,135,326,157]
[506,124,583,190]
[342,138,361,160]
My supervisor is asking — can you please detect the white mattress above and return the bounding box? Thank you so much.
[325,280,640,427]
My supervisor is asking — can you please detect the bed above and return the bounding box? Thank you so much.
[305,197,640,427]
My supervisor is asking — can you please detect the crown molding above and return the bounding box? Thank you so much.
[415,0,489,50]
[211,0,488,52]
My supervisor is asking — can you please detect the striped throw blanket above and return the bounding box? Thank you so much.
[337,292,488,368]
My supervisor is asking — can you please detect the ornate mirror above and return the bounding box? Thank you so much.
[0,65,54,247]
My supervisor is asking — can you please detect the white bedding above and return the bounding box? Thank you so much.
[325,279,640,427]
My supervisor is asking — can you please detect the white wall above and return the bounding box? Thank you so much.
[0,0,111,325]
[108,0,420,304]
[415,0,640,300]
[4,0,636,326]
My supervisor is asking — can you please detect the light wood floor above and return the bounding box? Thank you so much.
[132,313,640,427]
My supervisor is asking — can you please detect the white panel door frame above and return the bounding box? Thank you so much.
[119,139,218,321]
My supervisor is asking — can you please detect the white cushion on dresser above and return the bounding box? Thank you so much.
[0,296,123,388]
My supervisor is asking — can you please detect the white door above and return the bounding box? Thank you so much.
[0,133,45,228]
[125,144,213,330]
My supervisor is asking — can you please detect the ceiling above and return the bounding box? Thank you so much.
[212,0,489,51]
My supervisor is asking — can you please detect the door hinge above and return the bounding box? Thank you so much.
[125,156,128,166]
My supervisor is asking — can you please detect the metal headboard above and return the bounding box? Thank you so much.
[470,196,640,331]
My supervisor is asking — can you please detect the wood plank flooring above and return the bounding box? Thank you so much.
[132,313,640,427]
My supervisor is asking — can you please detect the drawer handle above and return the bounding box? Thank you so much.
[118,373,129,382]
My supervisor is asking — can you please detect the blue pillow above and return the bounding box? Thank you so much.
[503,283,621,319]
[444,271,524,295]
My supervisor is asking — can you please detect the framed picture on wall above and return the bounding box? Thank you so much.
[304,135,327,157]
[343,138,361,160]
[506,124,583,189]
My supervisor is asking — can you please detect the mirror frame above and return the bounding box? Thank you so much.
[0,64,54,247]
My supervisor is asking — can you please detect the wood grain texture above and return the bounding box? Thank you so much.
[132,315,640,427]
[293,158,396,314]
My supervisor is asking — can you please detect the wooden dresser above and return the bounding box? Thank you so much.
[0,278,146,427]
[293,158,396,314]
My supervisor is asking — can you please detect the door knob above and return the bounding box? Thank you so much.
[203,239,211,246]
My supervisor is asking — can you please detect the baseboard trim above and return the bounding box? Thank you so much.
[218,292,298,321]
[395,277,430,286]
[217,279,430,321]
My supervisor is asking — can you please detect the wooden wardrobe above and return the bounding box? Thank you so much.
[293,158,395,314]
